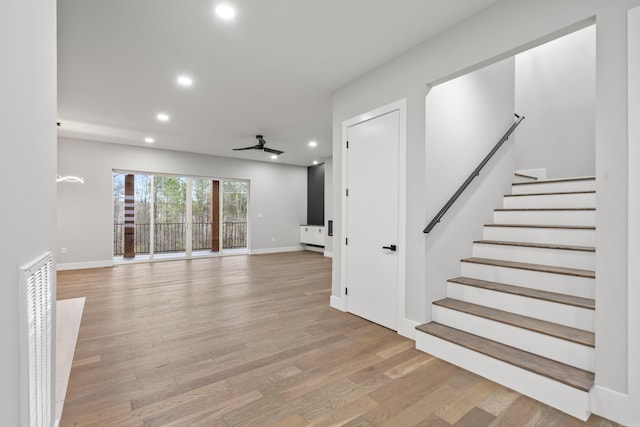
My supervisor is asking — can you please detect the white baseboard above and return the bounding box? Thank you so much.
[56,260,113,271]
[324,251,333,258]
[330,295,346,311]
[591,385,637,426]
[397,318,420,340]
[249,246,303,255]
[303,245,324,253]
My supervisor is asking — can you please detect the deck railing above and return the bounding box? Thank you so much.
[113,221,247,256]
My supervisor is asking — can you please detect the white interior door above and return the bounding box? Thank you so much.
[346,109,400,330]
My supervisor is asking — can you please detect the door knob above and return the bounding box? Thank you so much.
[382,244,397,252]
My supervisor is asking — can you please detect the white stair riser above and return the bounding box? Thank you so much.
[415,332,591,421]
[503,193,596,209]
[483,226,595,247]
[472,243,595,270]
[432,306,594,371]
[494,210,595,226]
[460,262,594,299]
[511,180,595,195]
[446,282,595,331]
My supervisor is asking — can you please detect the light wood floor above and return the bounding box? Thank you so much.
[57,251,618,426]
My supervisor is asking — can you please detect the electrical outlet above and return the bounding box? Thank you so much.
[271,237,276,241]
[258,213,263,218]
[61,247,67,254]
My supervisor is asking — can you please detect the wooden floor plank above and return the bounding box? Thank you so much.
[57,252,613,426]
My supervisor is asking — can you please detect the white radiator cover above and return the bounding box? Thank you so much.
[19,252,55,427]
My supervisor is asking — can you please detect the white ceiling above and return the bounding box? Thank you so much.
[57,0,499,166]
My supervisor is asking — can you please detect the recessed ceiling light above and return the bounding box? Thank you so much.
[215,4,236,20]
[308,141,317,147]
[177,75,193,87]
[156,113,170,122]
[270,155,278,160]
[144,137,155,143]
[313,160,319,165]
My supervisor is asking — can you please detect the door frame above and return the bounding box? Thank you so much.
[341,98,407,333]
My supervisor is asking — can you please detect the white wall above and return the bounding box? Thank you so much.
[331,0,640,422]
[624,5,640,425]
[0,0,57,422]
[424,58,515,315]
[57,138,307,267]
[515,25,596,178]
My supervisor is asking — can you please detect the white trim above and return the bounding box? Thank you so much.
[591,385,634,426]
[324,251,333,258]
[341,98,408,333]
[249,246,303,255]
[397,318,420,340]
[185,178,193,257]
[56,260,113,271]
[626,7,640,427]
[330,295,346,311]
[302,245,324,253]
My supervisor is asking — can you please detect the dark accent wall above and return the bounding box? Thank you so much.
[307,164,325,226]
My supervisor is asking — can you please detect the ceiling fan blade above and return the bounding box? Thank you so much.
[233,145,259,151]
[263,147,284,155]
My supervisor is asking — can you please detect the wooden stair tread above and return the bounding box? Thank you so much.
[484,224,595,230]
[505,190,595,197]
[415,322,594,391]
[512,176,595,186]
[462,257,595,278]
[433,298,595,347]
[495,208,595,212]
[473,240,595,252]
[448,276,595,309]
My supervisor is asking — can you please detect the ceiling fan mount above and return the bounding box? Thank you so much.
[233,135,284,155]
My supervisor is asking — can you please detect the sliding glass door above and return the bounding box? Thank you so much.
[223,180,248,250]
[113,172,248,261]
[153,175,187,257]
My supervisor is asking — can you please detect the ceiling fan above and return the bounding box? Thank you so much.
[233,135,284,155]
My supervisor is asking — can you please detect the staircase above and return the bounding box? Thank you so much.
[415,174,596,420]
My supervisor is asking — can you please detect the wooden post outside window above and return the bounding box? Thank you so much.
[210,180,220,252]
[124,174,135,258]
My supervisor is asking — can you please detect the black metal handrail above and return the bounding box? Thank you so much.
[423,114,525,234]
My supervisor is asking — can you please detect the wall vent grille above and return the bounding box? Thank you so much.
[20,251,55,427]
